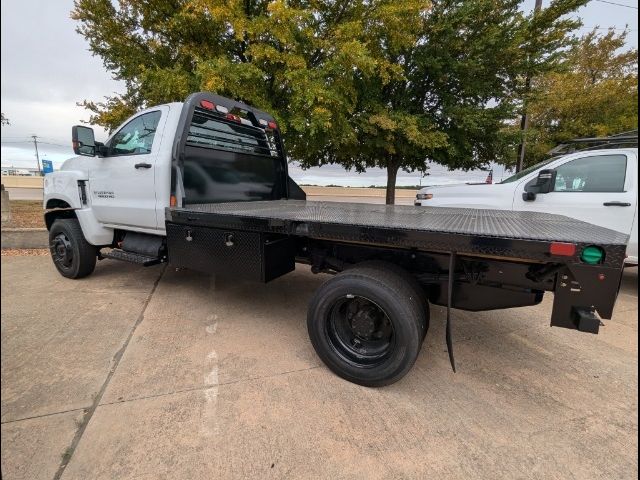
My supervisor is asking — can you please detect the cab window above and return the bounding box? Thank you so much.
[107,111,162,156]
[553,155,627,193]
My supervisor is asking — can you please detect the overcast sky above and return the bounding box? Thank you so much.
[1,0,637,185]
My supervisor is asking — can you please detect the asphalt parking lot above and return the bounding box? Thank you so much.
[1,256,637,480]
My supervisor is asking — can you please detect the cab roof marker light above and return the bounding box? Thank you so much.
[240,118,253,126]
[259,119,269,127]
[216,105,229,114]
[267,121,278,130]
[200,100,215,110]
[226,113,241,123]
[549,242,576,257]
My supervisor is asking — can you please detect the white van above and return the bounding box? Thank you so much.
[415,148,638,265]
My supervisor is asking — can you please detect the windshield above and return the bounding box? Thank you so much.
[500,158,556,184]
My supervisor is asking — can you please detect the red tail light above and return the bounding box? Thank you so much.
[550,242,576,257]
[226,113,241,123]
[267,120,277,130]
[200,100,215,110]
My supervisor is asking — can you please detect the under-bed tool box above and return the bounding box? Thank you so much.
[166,223,295,283]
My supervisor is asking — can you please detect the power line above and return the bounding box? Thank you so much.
[38,141,69,148]
[1,139,69,148]
[593,0,639,9]
[40,136,69,143]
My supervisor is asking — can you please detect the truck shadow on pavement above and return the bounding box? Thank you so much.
[149,262,637,386]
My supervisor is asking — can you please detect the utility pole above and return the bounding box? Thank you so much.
[516,0,543,173]
[32,135,42,176]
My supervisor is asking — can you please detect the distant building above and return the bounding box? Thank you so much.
[1,167,43,176]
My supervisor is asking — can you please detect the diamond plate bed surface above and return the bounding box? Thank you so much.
[174,200,629,246]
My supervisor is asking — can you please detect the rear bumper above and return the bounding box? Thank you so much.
[551,264,624,334]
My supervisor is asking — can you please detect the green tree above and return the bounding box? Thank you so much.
[72,0,585,203]
[342,0,585,202]
[517,29,638,166]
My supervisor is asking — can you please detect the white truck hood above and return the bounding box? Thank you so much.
[416,182,516,209]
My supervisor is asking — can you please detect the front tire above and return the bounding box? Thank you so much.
[49,218,97,279]
[307,263,425,387]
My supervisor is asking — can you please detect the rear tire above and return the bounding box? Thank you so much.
[49,218,97,279]
[348,261,429,339]
[307,263,425,387]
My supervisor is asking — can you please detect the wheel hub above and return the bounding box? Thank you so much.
[51,234,73,268]
[326,295,395,368]
[350,305,379,338]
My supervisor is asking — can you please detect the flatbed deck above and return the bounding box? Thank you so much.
[167,200,628,266]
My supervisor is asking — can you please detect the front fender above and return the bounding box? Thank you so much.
[43,171,114,246]
[43,171,85,209]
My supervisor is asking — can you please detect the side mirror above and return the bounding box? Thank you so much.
[72,126,96,156]
[523,169,557,201]
[535,169,557,194]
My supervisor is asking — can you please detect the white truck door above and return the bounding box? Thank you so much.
[89,106,168,230]
[513,152,637,236]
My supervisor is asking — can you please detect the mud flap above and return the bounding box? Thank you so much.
[446,252,457,372]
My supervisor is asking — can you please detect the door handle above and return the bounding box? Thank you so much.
[603,201,631,207]
[134,162,152,169]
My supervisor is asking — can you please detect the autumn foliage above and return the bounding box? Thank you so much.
[71,0,637,203]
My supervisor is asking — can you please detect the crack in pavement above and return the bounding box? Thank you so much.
[97,364,323,407]
[51,265,166,480]
[0,406,89,425]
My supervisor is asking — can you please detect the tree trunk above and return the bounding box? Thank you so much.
[385,162,399,205]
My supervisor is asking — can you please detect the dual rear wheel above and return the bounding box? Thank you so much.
[307,262,429,387]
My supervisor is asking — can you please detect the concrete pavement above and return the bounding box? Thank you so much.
[1,257,637,479]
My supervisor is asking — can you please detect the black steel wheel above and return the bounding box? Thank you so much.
[307,262,425,387]
[327,295,396,368]
[51,231,74,271]
[48,218,97,279]
[348,261,429,340]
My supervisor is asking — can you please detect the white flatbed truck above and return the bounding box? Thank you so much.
[44,93,629,386]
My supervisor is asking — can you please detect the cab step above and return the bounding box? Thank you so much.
[102,249,165,266]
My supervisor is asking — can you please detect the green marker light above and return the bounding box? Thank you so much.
[581,246,604,265]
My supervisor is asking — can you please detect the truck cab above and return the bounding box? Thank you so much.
[414,147,639,265]
[44,103,180,243]
[44,94,291,246]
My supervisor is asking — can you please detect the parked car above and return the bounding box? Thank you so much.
[415,147,638,265]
